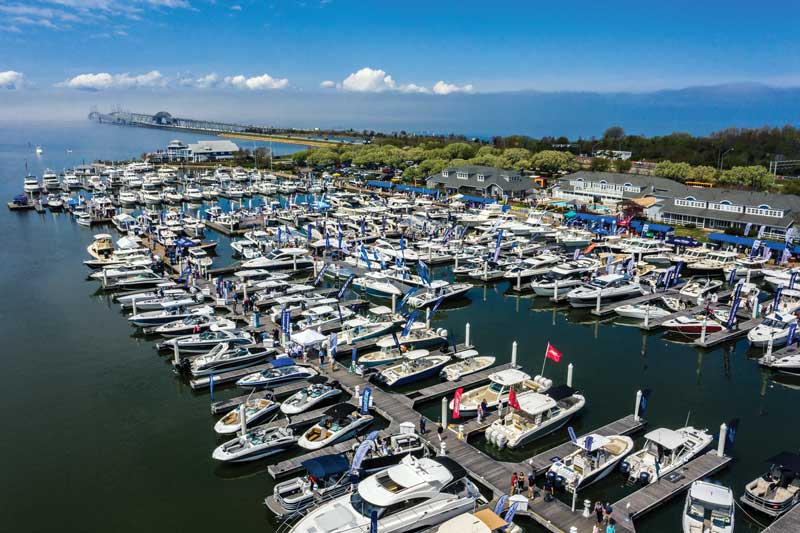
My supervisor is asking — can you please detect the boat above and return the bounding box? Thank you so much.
[348,422,427,472]
[297,403,374,450]
[212,426,296,463]
[437,510,522,533]
[185,344,276,376]
[663,310,732,335]
[451,369,552,417]
[748,313,798,348]
[332,316,397,354]
[152,315,234,337]
[759,349,800,374]
[566,273,645,308]
[280,381,342,415]
[679,278,724,303]
[357,324,448,367]
[740,452,800,517]
[236,358,317,388]
[295,304,355,331]
[682,480,735,533]
[549,257,600,277]
[530,274,584,297]
[241,248,314,271]
[100,271,166,290]
[614,302,671,320]
[352,271,404,299]
[214,397,280,435]
[407,280,473,308]
[46,194,64,210]
[439,349,496,381]
[546,433,635,492]
[160,328,253,354]
[688,250,739,276]
[621,426,713,484]
[23,176,40,193]
[371,351,451,387]
[485,385,586,449]
[121,291,204,311]
[76,212,93,227]
[265,454,353,519]
[127,304,213,327]
[86,233,115,260]
[502,253,562,281]
[289,455,482,533]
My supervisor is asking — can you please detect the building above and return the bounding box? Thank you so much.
[555,170,800,240]
[426,165,536,199]
[187,140,239,162]
[165,139,190,161]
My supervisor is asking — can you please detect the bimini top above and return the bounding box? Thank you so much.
[575,434,609,452]
[270,357,296,369]
[516,392,557,415]
[301,454,350,478]
[322,403,360,419]
[689,481,733,508]
[488,368,531,386]
[546,384,577,402]
[645,428,688,450]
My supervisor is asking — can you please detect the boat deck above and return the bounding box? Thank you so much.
[209,381,313,414]
[267,437,363,478]
[189,362,275,389]
[405,356,501,407]
[590,290,680,317]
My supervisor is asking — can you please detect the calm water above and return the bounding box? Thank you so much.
[0,122,794,532]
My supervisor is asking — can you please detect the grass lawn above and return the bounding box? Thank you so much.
[673,226,711,242]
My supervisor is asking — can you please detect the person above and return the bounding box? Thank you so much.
[510,472,518,496]
[272,328,279,344]
[604,502,614,524]
[319,346,326,373]
[477,402,483,423]
[543,475,554,501]
[380,438,389,456]
[606,518,616,533]
[594,501,604,525]
[480,400,488,421]
[419,415,427,435]
[527,470,536,499]
[517,471,525,495]
[437,422,444,442]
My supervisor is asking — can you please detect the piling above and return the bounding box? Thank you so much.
[441,396,447,428]
[511,341,518,368]
[465,322,471,347]
[634,389,642,421]
[567,363,574,387]
[717,423,728,457]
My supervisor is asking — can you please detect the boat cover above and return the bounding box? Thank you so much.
[270,357,296,369]
[546,384,577,402]
[301,454,350,478]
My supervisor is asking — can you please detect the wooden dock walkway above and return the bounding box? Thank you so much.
[190,362,277,389]
[693,317,760,348]
[406,360,506,407]
[209,381,314,414]
[613,450,733,527]
[523,415,647,475]
[590,290,678,317]
[763,504,800,532]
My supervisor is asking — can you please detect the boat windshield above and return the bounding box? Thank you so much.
[488,382,504,394]
[763,318,789,329]
[687,498,732,526]
[350,491,386,519]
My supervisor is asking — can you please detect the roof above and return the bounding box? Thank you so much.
[709,233,799,254]
[516,392,556,414]
[427,165,535,193]
[187,140,239,153]
[301,454,350,478]
[689,481,733,508]
[645,428,688,449]
[576,434,609,452]
[489,368,531,386]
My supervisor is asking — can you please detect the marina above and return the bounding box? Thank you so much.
[3,123,799,533]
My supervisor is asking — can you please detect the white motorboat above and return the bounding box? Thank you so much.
[214,397,280,435]
[280,382,342,415]
[549,257,600,277]
[152,315,234,337]
[212,426,296,463]
[265,454,352,519]
[451,369,551,417]
[437,510,522,533]
[241,248,314,271]
[352,271,404,299]
[748,313,798,348]
[348,423,427,473]
[295,304,355,331]
[100,271,166,290]
[119,191,139,206]
[758,350,800,374]
[332,317,397,354]
[121,291,203,311]
[531,274,583,297]
[372,351,451,387]
[485,385,586,449]
[187,344,276,376]
[741,452,800,517]
[688,250,739,276]
[46,194,64,210]
[357,323,448,367]
[566,273,644,308]
[128,304,213,327]
[614,302,671,320]
[23,176,40,193]
[502,253,562,281]
[236,358,317,388]
[679,278,723,303]
[682,480,735,533]
[547,433,634,492]
[160,328,252,354]
[297,403,374,450]
[407,280,473,308]
[439,349,496,381]
[621,426,713,485]
[289,455,481,533]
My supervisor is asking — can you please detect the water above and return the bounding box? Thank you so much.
[0,122,794,532]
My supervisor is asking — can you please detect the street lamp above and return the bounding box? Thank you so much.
[718,148,734,170]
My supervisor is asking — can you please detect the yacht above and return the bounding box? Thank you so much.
[128,304,213,327]
[100,271,166,290]
[280,382,342,415]
[332,317,397,354]
[357,324,448,368]
[352,271,404,299]
[236,359,317,388]
[614,302,671,320]
[289,455,481,533]
[621,427,713,484]
[451,369,551,417]
[679,278,723,303]
[549,257,600,277]
[214,397,280,435]
[741,452,800,517]
[682,481,735,533]
[297,403,374,450]
[23,175,40,193]
[748,313,798,348]
[212,426,296,463]
[663,310,732,335]
[439,349,496,381]
[241,248,314,271]
[530,273,584,297]
[152,315,233,337]
[348,423,427,472]
[407,280,473,308]
[372,350,451,387]
[546,433,634,492]
[485,385,586,449]
[502,253,562,281]
[688,250,739,276]
[758,348,800,374]
[160,328,252,354]
[295,304,355,332]
[46,194,64,210]
[186,344,276,377]
[566,274,644,308]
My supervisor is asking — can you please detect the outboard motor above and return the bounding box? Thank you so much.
[555,475,566,490]
[173,358,191,375]
[638,471,650,484]
[619,461,630,474]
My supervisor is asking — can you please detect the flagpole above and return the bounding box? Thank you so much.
[541,344,548,376]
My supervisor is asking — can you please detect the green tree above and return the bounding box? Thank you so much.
[717,166,774,190]
[654,160,692,182]
[603,126,625,141]
[443,142,477,160]
[306,148,340,166]
[687,165,718,183]
[498,147,532,168]
[591,157,610,171]
[782,179,800,196]
[529,150,576,173]
[612,159,632,173]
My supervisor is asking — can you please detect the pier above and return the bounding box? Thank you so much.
[762,505,800,532]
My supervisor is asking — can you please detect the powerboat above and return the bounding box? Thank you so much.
[236,358,317,388]
[152,315,234,337]
[759,350,800,374]
[621,427,713,485]
[682,480,735,533]
[437,510,522,533]
[23,176,40,193]
[121,291,204,311]
[688,250,739,276]
[663,310,732,335]
[280,382,342,415]
[297,403,374,450]
[352,271,404,299]
[348,422,427,473]
[127,304,213,327]
[485,385,586,449]
[741,452,800,517]
[289,455,481,533]
[546,433,634,492]
[214,397,280,434]
[502,253,562,281]
[549,257,600,277]
[679,278,723,303]
[614,302,671,320]
[372,351,451,387]
[439,349,496,381]
[407,280,473,308]
[530,274,584,297]
[332,317,397,354]
[186,344,276,376]
[241,248,314,271]
[450,369,551,417]
[566,274,644,308]
[212,426,296,463]
[266,454,352,519]
[295,305,355,332]
[357,324,448,367]
[159,328,253,354]
[748,313,798,348]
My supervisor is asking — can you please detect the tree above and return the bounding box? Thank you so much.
[613,159,632,173]
[717,166,775,190]
[497,147,532,168]
[443,142,477,160]
[603,126,625,140]
[654,160,691,182]
[529,150,577,174]
[782,179,800,196]
[687,165,718,183]
[591,157,610,172]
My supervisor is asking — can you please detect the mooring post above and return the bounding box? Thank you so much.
[441,397,447,429]
[717,423,728,457]
[634,389,643,422]
[465,322,471,347]
[239,403,247,437]
[553,279,559,302]
[567,363,574,388]
[391,294,397,314]
[511,341,518,368]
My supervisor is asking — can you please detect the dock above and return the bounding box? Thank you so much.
[693,317,761,348]
[267,437,363,478]
[209,381,314,414]
[763,505,800,532]
[590,291,678,317]
[405,361,510,407]
[190,362,278,389]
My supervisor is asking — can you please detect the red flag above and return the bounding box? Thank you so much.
[546,342,563,363]
[452,387,463,420]
[508,388,521,410]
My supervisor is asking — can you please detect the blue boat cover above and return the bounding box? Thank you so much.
[302,454,350,478]
[629,220,673,233]
[460,194,496,204]
[270,357,296,368]
[709,232,799,253]
[174,237,196,247]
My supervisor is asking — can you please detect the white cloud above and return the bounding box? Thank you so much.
[0,70,25,89]
[60,70,166,90]
[336,67,474,95]
[224,73,288,90]
[432,81,474,95]
[179,73,220,88]
[230,4,242,10]
[320,80,336,89]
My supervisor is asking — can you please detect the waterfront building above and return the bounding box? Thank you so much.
[426,164,536,199]
[187,140,239,162]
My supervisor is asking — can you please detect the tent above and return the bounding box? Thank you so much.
[629,220,673,234]
[291,328,327,347]
[367,180,393,189]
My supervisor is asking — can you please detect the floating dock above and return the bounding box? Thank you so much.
[762,505,800,532]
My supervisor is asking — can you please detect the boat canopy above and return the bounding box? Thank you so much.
[546,384,578,402]
[644,428,688,450]
[174,237,196,248]
[688,481,733,508]
[290,328,326,347]
[709,232,800,253]
[301,454,350,478]
[488,368,531,386]
[270,357,296,369]
[460,194,496,205]
[516,392,556,415]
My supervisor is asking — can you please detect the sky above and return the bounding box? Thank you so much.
[1,0,799,135]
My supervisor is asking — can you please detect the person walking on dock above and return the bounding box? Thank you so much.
[437,422,444,442]
[510,472,518,495]
[603,502,614,524]
[419,416,427,435]
[594,501,604,525]
[517,471,525,495]
[527,470,536,499]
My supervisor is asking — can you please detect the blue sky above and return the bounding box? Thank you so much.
[1,0,799,94]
